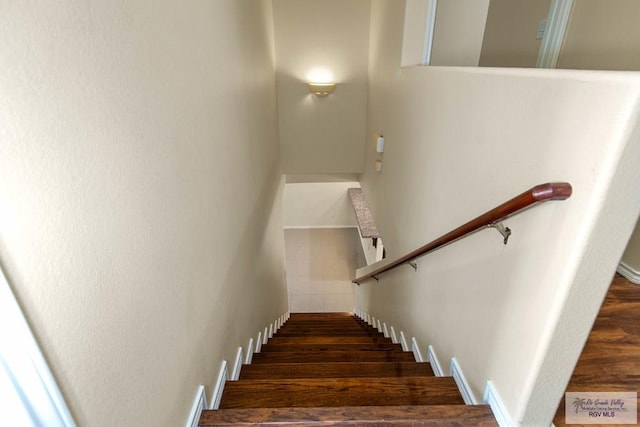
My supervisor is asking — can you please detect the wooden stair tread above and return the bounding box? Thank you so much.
[260,343,404,352]
[219,377,464,408]
[267,336,393,344]
[200,405,498,426]
[289,311,356,319]
[277,325,373,331]
[251,350,416,363]
[207,312,496,425]
[240,362,434,379]
[275,331,382,337]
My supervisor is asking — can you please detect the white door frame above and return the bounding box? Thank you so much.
[536,0,574,68]
[0,267,76,426]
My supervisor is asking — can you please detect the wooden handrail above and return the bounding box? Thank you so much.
[353,182,572,284]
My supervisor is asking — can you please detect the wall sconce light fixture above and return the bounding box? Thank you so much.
[307,82,337,97]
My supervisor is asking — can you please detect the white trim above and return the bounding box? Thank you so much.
[245,338,254,364]
[268,323,274,339]
[230,347,243,381]
[255,332,262,353]
[366,314,372,325]
[483,381,516,427]
[422,0,438,65]
[536,0,574,68]
[185,385,207,427]
[427,345,444,377]
[399,331,409,351]
[383,323,390,338]
[450,358,477,405]
[210,360,228,410]
[618,261,640,284]
[283,225,357,230]
[390,326,398,344]
[376,319,382,333]
[262,327,268,345]
[371,316,376,330]
[411,337,424,362]
[0,267,76,427]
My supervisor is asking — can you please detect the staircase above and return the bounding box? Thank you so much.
[199,312,497,426]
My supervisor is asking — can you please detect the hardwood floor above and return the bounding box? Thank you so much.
[554,274,640,426]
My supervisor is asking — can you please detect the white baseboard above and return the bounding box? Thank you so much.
[618,261,640,284]
[483,381,516,427]
[399,331,409,351]
[411,337,424,362]
[427,345,444,377]
[255,332,263,353]
[231,347,243,381]
[383,323,389,338]
[210,360,228,409]
[245,338,254,364]
[450,357,478,405]
[185,385,207,427]
[204,311,288,414]
[390,326,398,344]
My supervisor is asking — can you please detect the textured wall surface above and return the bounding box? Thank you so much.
[559,0,640,71]
[285,228,363,313]
[479,0,551,67]
[430,0,490,66]
[555,0,640,274]
[283,182,359,228]
[0,1,287,425]
[358,1,640,424]
[274,0,370,174]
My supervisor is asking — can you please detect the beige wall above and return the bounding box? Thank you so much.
[557,0,640,274]
[0,1,287,426]
[283,182,359,228]
[274,0,370,174]
[430,0,491,66]
[558,0,640,71]
[285,229,363,312]
[361,1,640,424]
[479,0,551,67]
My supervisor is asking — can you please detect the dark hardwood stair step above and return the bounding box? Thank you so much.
[288,312,356,318]
[251,350,416,364]
[267,336,393,345]
[199,405,498,426]
[274,330,382,337]
[260,343,404,352]
[283,318,366,323]
[219,377,464,408]
[278,322,371,329]
[239,361,434,379]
